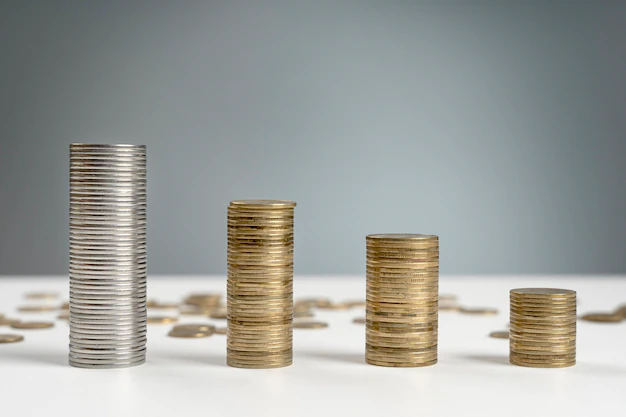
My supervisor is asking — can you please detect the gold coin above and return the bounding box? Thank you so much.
[214,327,227,335]
[293,321,328,329]
[57,311,70,320]
[149,302,179,310]
[294,311,314,318]
[0,317,19,326]
[17,305,59,313]
[615,305,626,319]
[580,313,623,323]
[11,321,54,329]
[209,309,228,319]
[147,316,178,324]
[343,300,365,308]
[459,307,498,315]
[184,293,221,306]
[0,334,24,343]
[353,317,366,324]
[317,303,350,311]
[489,331,509,339]
[168,329,213,338]
[25,292,59,300]
[179,305,213,315]
[295,298,331,308]
[172,324,215,333]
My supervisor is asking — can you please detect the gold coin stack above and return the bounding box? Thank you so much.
[366,234,439,367]
[510,288,576,368]
[227,200,296,369]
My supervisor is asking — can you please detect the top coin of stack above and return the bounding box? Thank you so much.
[365,234,439,367]
[510,288,576,368]
[69,144,147,369]
[227,200,296,369]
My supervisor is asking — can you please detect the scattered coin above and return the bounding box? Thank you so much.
[294,310,314,318]
[580,313,623,323]
[25,292,59,300]
[57,311,70,320]
[11,321,54,330]
[146,299,159,308]
[613,304,626,319]
[149,302,179,310]
[343,300,366,308]
[0,317,19,326]
[168,328,213,338]
[439,304,461,312]
[172,324,215,333]
[459,307,498,315]
[489,331,509,339]
[294,321,328,329]
[147,316,179,324]
[0,334,25,344]
[317,302,350,311]
[352,317,366,324]
[296,298,331,309]
[214,327,227,335]
[17,305,59,313]
[185,293,222,307]
[179,305,213,316]
[440,294,458,302]
[60,302,69,310]
[209,308,227,319]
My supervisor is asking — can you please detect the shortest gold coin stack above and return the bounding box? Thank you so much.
[510,288,576,368]
[366,234,439,367]
[227,200,296,369]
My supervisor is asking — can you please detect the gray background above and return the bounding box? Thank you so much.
[1,1,625,275]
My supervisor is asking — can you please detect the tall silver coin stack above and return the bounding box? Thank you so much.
[69,144,147,369]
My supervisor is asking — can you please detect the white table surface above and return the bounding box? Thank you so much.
[0,275,624,417]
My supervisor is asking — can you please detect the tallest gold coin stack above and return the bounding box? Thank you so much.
[366,234,439,367]
[227,200,296,368]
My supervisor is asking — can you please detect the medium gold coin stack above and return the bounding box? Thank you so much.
[227,200,296,369]
[510,288,576,368]
[365,234,439,367]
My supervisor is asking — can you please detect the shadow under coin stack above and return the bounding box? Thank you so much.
[69,144,147,369]
[365,234,439,367]
[227,200,296,368]
[510,288,576,368]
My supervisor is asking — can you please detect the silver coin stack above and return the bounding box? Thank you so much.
[69,144,147,369]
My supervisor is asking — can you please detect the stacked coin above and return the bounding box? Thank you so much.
[365,234,439,367]
[69,144,147,369]
[510,288,576,368]
[227,200,296,368]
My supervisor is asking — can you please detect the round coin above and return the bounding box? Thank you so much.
[580,313,623,323]
[11,321,54,330]
[293,321,328,329]
[0,334,25,343]
[147,316,178,324]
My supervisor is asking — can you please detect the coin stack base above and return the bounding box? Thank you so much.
[69,144,147,369]
[366,234,439,368]
[510,288,576,369]
[227,200,296,369]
